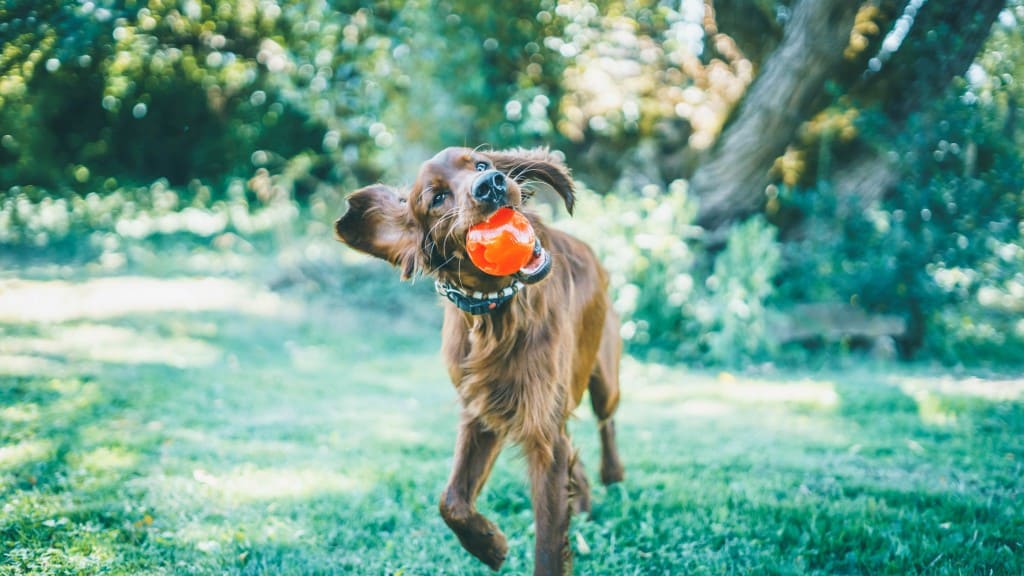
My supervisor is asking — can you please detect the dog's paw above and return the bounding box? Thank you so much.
[600,463,624,486]
[453,516,508,571]
[475,530,508,571]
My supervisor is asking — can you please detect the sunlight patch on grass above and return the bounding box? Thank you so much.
[1,400,42,423]
[173,513,312,554]
[718,379,839,408]
[2,324,221,368]
[905,388,958,426]
[0,354,65,377]
[897,374,1024,401]
[371,414,430,444]
[5,543,117,576]
[42,379,102,418]
[624,359,839,411]
[672,398,737,417]
[70,446,139,474]
[0,276,297,324]
[897,375,1024,427]
[285,342,336,372]
[0,438,55,471]
[192,465,365,503]
[1,378,98,428]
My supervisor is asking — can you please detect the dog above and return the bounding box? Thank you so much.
[334,147,623,575]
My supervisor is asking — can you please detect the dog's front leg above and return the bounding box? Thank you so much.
[439,415,508,571]
[527,431,573,576]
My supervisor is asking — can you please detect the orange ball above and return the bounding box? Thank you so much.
[466,207,536,276]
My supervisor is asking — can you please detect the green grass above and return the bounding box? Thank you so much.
[1,258,1022,575]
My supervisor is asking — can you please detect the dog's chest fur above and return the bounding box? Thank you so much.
[441,296,572,448]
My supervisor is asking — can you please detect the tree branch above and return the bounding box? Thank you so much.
[691,0,861,231]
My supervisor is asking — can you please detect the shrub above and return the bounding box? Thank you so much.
[557,181,699,358]
[781,85,1024,366]
[701,216,782,366]
[558,181,783,366]
[0,178,299,265]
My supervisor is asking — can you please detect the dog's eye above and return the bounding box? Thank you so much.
[475,161,489,172]
[430,190,448,208]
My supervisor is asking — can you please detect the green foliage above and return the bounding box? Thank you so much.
[560,183,782,366]
[0,177,301,275]
[0,0,326,192]
[702,216,781,365]
[370,1,568,158]
[1,0,1022,368]
[783,84,1024,366]
[0,0,573,196]
[559,181,702,358]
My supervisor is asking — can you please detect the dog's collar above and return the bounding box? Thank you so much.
[434,279,524,315]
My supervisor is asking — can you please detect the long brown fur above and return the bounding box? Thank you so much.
[334,147,624,576]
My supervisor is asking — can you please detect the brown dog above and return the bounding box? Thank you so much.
[334,147,623,575]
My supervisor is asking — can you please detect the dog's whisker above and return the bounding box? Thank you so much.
[428,209,457,239]
[426,254,458,275]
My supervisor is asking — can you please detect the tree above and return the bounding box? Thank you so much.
[691,0,1007,232]
[833,0,1008,209]
[689,0,861,231]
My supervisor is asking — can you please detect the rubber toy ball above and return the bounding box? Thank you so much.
[465,207,536,276]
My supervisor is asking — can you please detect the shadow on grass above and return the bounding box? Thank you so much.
[2,272,1022,574]
[0,272,454,574]
[555,362,1024,575]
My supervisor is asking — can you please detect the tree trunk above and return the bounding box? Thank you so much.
[693,0,1005,232]
[707,0,784,67]
[691,0,861,231]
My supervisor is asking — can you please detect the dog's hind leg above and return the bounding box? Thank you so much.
[569,448,591,514]
[439,415,508,571]
[589,312,625,485]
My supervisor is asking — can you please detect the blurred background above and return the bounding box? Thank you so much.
[2,0,1022,368]
[2,3,1023,574]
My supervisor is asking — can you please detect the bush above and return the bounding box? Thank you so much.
[0,1,577,199]
[0,178,299,266]
[0,0,328,192]
[701,216,781,365]
[558,181,783,366]
[559,181,700,357]
[781,85,1024,366]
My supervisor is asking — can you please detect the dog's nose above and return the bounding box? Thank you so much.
[472,170,507,206]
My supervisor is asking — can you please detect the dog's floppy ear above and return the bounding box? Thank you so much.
[334,184,421,280]
[485,147,576,215]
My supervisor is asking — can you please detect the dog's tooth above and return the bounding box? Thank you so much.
[473,291,484,299]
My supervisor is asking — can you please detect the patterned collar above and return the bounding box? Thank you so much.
[434,279,525,315]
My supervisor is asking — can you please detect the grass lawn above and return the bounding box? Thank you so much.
[1,254,1022,575]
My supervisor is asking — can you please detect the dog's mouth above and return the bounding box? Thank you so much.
[515,239,551,284]
[466,204,552,285]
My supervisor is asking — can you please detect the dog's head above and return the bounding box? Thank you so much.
[335,147,575,291]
